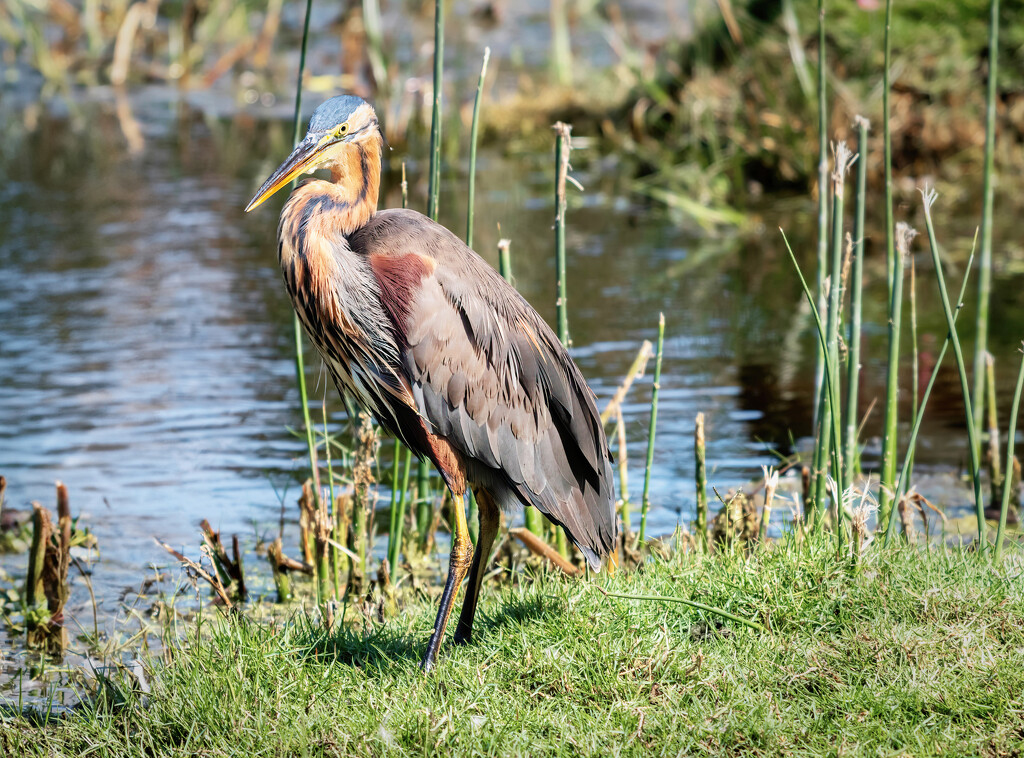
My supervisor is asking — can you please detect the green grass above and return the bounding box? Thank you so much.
[6,538,1024,757]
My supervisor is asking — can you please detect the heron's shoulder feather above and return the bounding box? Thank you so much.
[350,209,616,564]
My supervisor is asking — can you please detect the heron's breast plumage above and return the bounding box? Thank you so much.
[277,184,414,434]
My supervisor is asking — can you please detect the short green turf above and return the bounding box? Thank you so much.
[5,539,1023,757]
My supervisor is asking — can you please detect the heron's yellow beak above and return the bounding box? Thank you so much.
[244,135,327,212]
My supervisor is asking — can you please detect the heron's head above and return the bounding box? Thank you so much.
[245,95,381,212]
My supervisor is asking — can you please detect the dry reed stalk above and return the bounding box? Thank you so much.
[759,466,778,543]
[985,352,1003,502]
[155,538,233,608]
[601,340,654,425]
[508,528,579,576]
[298,479,316,566]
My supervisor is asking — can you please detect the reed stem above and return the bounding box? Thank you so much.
[906,257,919,491]
[550,0,572,86]
[550,121,574,557]
[498,237,512,283]
[390,447,413,570]
[844,116,869,482]
[387,437,401,570]
[814,143,852,522]
[920,189,986,552]
[812,0,828,427]
[321,403,339,599]
[695,412,708,552]
[361,0,387,96]
[759,467,779,543]
[553,121,572,348]
[616,408,631,539]
[427,0,444,222]
[497,236,540,536]
[986,352,1003,500]
[994,343,1024,560]
[782,230,844,507]
[878,223,909,528]
[638,313,665,544]
[971,0,1001,458]
[418,0,447,550]
[466,47,490,249]
[883,0,895,294]
[288,0,320,512]
[883,236,977,546]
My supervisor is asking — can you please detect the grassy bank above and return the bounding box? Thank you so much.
[5,537,1023,756]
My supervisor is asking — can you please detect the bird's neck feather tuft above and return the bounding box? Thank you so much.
[318,130,383,235]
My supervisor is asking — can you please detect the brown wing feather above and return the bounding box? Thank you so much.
[352,208,617,566]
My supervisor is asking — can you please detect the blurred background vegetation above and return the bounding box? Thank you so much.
[4,0,1024,224]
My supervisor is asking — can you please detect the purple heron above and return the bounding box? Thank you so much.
[246,95,616,670]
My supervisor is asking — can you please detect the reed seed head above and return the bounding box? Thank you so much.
[895,222,918,261]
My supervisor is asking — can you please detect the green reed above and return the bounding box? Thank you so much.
[552,121,573,558]
[427,0,444,223]
[920,188,986,550]
[844,116,869,482]
[906,257,919,490]
[985,353,1002,498]
[878,222,909,528]
[415,0,447,551]
[813,144,852,523]
[994,343,1024,560]
[694,412,708,552]
[971,0,1001,457]
[877,0,899,522]
[638,313,665,544]
[812,0,828,429]
[388,443,414,571]
[498,237,513,282]
[782,229,843,538]
[616,410,631,540]
[466,47,490,249]
[882,0,895,292]
[498,237,543,537]
[883,233,977,545]
[362,0,387,97]
[288,0,319,514]
[322,403,340,600]
[550,0,572,86]
[387,438,401,569]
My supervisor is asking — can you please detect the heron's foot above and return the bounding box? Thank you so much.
[452,628,472,646]
[420,632,441,672]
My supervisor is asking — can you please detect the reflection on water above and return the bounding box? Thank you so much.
[2,96,1024,640]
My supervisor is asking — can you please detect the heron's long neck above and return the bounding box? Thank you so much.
[324,132,383,236]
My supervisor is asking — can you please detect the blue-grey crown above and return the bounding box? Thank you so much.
[308,95,369,133]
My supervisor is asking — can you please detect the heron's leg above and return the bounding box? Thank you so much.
[421,491,474,671]
[453,488,500,646]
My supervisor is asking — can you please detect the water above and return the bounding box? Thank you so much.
[2,90,1023,665]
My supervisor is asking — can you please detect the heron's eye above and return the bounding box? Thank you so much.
[334,122,350,139]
